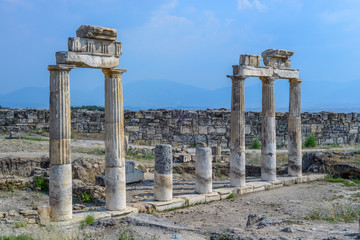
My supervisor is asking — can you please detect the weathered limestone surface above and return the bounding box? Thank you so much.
[49,65,75,166]
[195,146,212,194]
[56,51,119,69]
[154,144,173,201]
[288,79,302,176]
[261,77,277,181]
[232,65,299,79]
[68,37,122,57]
[2,109,360,147]
[76,25,117,41]
[56,25,120,69]
[229,76,246,187]
[261,49,294,69]
[103,68,127,211]
[49,164,72,221]
[48,64,75,222]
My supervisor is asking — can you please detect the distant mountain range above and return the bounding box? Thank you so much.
[0,79,359,112]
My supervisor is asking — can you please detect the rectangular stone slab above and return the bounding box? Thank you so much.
[231,65,299,79]
[76,25,117,41]
[56,51,119,69]
[68,37,121,57]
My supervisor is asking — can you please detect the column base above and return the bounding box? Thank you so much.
[105,167,126,211]
[49,164,72,221]
[230,151,246,187]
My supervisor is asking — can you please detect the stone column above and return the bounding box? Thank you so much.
[154,144,173,201]
[260,76,277,181]
[288,78,302,176]
[230,76,246,187]
[48,64,75,221]
[195,145,212,194]
[103,68,127,211]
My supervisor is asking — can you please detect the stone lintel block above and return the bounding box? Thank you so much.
[239,54,261,66]
[76,25,117,41]
[176,194,206,206]
[205,192,220,202]
[149,198,186,211]
[56,51,119,69]
[262,49,294,68]
[231,65,299,79]
[232,65,272,78]
[50,139,71,166]
[68,37,122,57]
[273,68,299,79]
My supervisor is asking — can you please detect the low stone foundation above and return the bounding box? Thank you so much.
[1,109,359,147]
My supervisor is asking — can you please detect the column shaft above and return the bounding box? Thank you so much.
[195,147,212,194]
[48,64,75,221]
[261,77,277,181]
[154,144,173,201]
[103,68,127,211]
[288,79,302,176]
[230,77,246,186]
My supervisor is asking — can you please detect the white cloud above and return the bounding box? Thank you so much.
[237,0,266,11]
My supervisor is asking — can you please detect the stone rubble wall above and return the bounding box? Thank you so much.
[0,109,359,147]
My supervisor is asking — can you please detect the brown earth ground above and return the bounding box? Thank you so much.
[0,132,360,239]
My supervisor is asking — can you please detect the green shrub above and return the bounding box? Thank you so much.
[71,131,75,139]
[304,134,316,148]
[0,234,34,240]
[305,203,360,222]
[33,173,48,190]
[251,138,260,149]
[81,192,92,203]
[227,193,235,199]
[80,215,94,227]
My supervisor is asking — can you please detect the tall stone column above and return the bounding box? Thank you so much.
[288,78,302,176]
[103,68,127,211]
[48,64,75,221]
[230,76,246,187]
[260,76,277,181]
[154,144,173,201]
[195,145,212,194]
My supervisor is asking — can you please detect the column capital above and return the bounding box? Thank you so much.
[48,64,76,72]
[226,75,246,81]
[289,78,303,84]
[260,76,276,84]
[103,68,127,79]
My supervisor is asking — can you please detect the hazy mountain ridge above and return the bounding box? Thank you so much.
[0,79,359,112]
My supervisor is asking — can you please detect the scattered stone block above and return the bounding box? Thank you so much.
[37,206,50,226]
[178,154,191,163]
[216,188,232,199]
[176,194,206,206]
[205,192,220,202]
[149,198,186,211]
[9,131,20,139]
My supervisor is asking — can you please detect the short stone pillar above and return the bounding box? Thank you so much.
[260,76,277,181]
[288,78,302,176]
[154,144,173,201]
[195,144,212,194]
[48,64,75,221]
[103,68,127,211]
[230,76,246,186]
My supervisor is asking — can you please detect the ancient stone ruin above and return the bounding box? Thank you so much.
[48,25,126,221]
[46,25,310,224]
[227,49,302,186]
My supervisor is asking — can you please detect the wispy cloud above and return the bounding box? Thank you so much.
[237,0,266,11]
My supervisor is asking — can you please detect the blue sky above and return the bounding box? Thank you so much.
[0,0,360,109]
